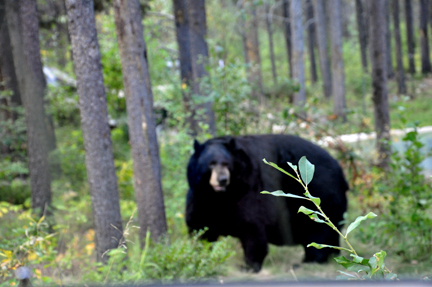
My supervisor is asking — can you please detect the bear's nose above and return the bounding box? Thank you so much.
[219,177,228,186]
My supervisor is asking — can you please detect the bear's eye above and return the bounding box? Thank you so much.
[221,162,229,167]
[209,161,216,169]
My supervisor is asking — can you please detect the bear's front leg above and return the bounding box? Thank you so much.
[239,224,268,273]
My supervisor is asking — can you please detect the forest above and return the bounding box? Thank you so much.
[1,0,432,285]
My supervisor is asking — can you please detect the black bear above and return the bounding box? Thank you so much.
[186,134,349,272]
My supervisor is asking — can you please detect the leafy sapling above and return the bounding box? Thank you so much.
[261,156,397,280]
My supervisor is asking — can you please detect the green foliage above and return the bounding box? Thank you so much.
[0,203,57,285]
[84,229,235,284]
[361,123,432,261]
[262,157,396,280]
[46,84,80,127]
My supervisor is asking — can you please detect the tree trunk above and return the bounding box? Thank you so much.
[65,0,124,263]
[282,0,292,78]
[290,0,306,108]
[420,0,432,74]
[265,2,277,84]
[186,0,216,135]
[392,0,407,94]
[329,0,347,121]
[305,0,318,83]
[240,1,264,105]
[173,0,195,133]
[355,0,369,72]
[405,0,416,74]
[368,0,391,169]
[0,0,21,111]
[6,0,52,217]
[384,0,394,79]
[312,0,332,98]
[113,0,167,243]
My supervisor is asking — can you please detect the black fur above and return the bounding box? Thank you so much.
[186,135,349,272]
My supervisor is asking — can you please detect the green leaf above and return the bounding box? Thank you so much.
[263,158,298,180]
[261,190,307,200]
[350,254,369,266]
[304,192,321,206]
[308,243,352,252]
[297,206,317,215]
[298,156,315,186]
[336,271,357,280]
[334,256,371,273]
[345,212,377,237]
[287,161,297,172]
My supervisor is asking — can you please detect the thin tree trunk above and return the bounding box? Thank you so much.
[384,0,394,79]
[305,0,318,83]
[405,0,416,74]
[355,0,369,72]
[173,0,195,133]
[0,0,21,111]
[186,0,216,135]
[240,1,264,105]
[420,0,432,74]
[290,0,306,107]
[329,0,347,121]
[392,0,407,94]
[368,0,391,169]
[65,0,123,263]
[265,2,277,84]
[282,0,292,78]
[312,0,332,98]
[113,0,167,243]
[6,0,52,218]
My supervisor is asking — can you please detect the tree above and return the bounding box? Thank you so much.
[282,0,292,78]
[368,0,391,169]
[173,0,195,132]
[384,0,394,79]
[305,0,318,83]
[392,0,407,94]
[265,1,277,84]
[328,0,346,121]
[405,0,416,74]
[65,0,124,263]
[355,0,369,72]
[419,0,431,74]
[6,0,52,217]
[240,0,264,105]
[312,0,332,98]
[113,0,167,243]
[290,0,306,108]
[186,0,216,135]
[0,0,22,149]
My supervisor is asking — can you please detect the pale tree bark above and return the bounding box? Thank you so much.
[173,0,195,132]
[368,0,391,169]
[65,0,123,263]
[420,0,432,74]
[384,0,394,79]
[392,0,407,94]
[290,0,306,108]
[312,0,331,98]
[405,0,415,74]
[305,0,318,83]
[265,1,277,84]
[186,0,216,135]
[240,1,264,105]
[355,0,369,72]
[6,0,52,217]
[113,0,167,243]
[282,0,292,78]
[329,0,346,121]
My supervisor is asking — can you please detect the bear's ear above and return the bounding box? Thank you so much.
[193,139,202,152]
[227,138,237,150]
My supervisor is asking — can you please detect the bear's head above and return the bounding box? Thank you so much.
[188,139,234,192]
